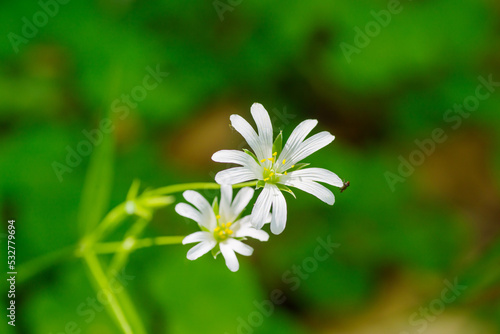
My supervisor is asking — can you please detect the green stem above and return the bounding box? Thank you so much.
[83,203,128,247]
[18,181,256,284]
[92,236,185,254]
[18,236,185,284]
[83,252,145,334]
[150,181,257,196]
[107,218,151,277]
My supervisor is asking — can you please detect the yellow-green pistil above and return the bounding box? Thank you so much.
[259,151,294,184]
[214,215,233,241]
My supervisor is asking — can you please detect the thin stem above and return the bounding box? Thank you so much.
[150,181,257,196]
[83,203,128,247]
[18,236,185,284]
[92,236,185,254]
[107,218,151,277]
[17,181,256,284]
[83,252,145,334]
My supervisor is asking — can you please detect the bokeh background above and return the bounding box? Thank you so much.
[1,0,500,333]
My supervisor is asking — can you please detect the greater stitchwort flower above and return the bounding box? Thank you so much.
[212,103,343,235]
[176,185,269,272]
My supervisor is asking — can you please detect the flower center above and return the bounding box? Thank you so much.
[260,151,288,183]
[214,222,233,241]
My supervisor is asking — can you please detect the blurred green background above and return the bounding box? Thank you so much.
[1,0,500,333]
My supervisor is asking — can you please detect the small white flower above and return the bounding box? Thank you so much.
[176,185,269,272]
[212,103,343,235]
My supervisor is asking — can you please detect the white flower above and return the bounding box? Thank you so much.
[176,185,269,272]
[212,103,343,235]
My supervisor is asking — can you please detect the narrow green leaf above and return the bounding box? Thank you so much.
[107,218,150,278]
[77,119,114,235]
[243,149,260,164]
[212,196,219,216]
[126,179,141,201]
[256,180,266,189]
[276,183,296,198]
[211,245,221,259]
[84,253,146,334]
[78,67,122,236]
[272,131,283,157]
[287,163,310,172]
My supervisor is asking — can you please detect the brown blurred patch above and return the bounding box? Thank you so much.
[306,271,494,334]
[164,102,245,171]
[414,127,500,245]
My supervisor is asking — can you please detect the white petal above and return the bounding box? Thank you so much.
[230,114,266,160]
[265,212,272,224]
[284,180,335,205]
[182,190,216,230]
[231,187,255,219]
[212,150,261,174]
[251,184,274,229]
[175,203,203,224]
[219,185,232,222]
[284,131,335,169]
[220,242,240,272]
[251,103,273,158]
[182,231,213,244]
[270,190,287,235]
[226,238,254,256]
[235,226,269,241]
[286,168,343,187]
[278,119,317,164]
[186,240,217,260]
[215,167,257,185]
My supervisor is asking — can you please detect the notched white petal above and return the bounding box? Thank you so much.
[287,168,343,187]
[236,226,269,241]
[231,187,255,218]
[226,238,254,256]
[279,119,318,163]
[215,167,257,185]
[186,240,217,260]
[175,203,202,224]
[250,103,273,157]
[284,131,335,168]
[270,190,287,235]
[230,114,265,159]
[182,231,213,244]
[220,242,240,272]
[219,185,233,221]
[285,180,335,205]
[212,150,261,174]
[251,185,274,229]
[182,190,216,229]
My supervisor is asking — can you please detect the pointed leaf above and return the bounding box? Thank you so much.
[276,183,296,198]
[212,196,219,216]
[126,179,141,201]
[243,149,260,164]
[211,245,221,259]
[272,131,283,157]
[77,117,114,235]
[287,163,310,172]
[256,180,266,189]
